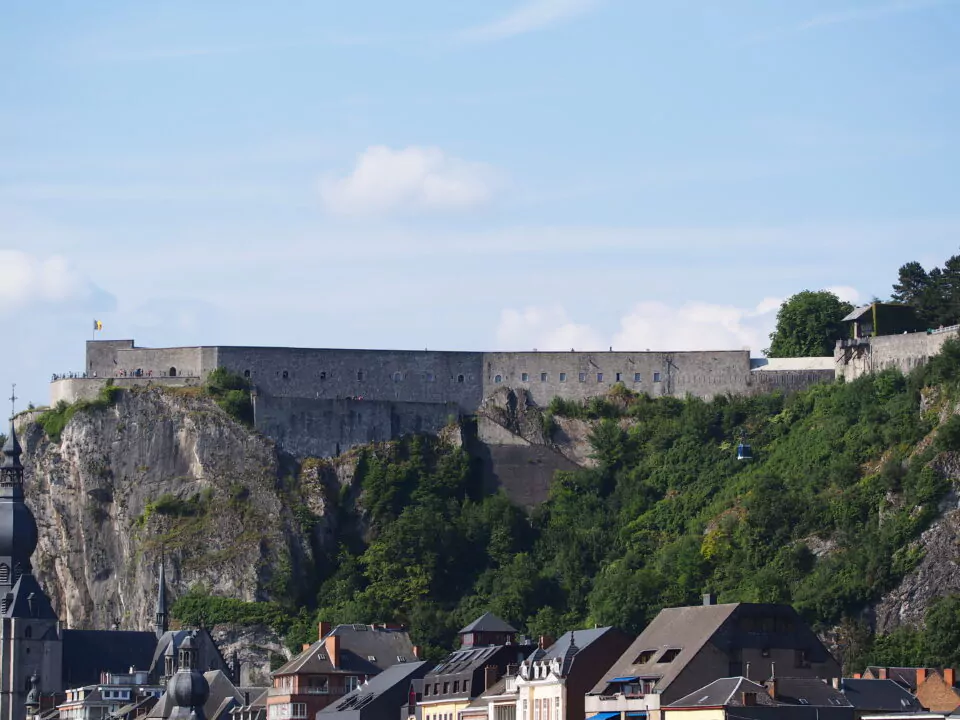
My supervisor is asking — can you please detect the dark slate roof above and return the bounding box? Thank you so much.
[151,629,229,678]
[459,613,517,634]
[428,645,501,679]
[773,678,851,708]
[4,573,57,619]
[319,661,430,720]
[521,627,613,679]
[148,670,242,720]
[840,678,924,712]
[669,677,779,707]
[273,625,414,676]
[842,305,873,322]
[62,629,158,687]
[864,667,928,691]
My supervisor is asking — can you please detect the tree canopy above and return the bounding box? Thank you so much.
[892,255,960,328]
[766,290,854,358]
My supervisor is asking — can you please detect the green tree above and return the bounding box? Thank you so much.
[766,290,854,358]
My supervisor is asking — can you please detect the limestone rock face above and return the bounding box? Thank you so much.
[20,388,327,632]
[209,623,292,687]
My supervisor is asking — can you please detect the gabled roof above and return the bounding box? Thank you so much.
[841,678,924,711]
[843,305,874,322]
[427,645,502,679]
[62,629,158,688]
[864,667,930,692]
[459,612,517,635]
[590,603,740,695]
[774,678,851,707]
[320,661,429,716]
[669,677,778,708]
[520,627,613,679]
[273,625,414,676]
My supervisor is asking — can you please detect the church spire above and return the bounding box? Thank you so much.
[1,385,23,489]
[155,550,168,638]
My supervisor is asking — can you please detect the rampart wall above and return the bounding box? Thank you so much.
[252,396,460,458]
[835,328,960,381]
[48,377,203,406]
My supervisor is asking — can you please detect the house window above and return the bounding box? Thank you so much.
[615,372,622,382]
[555,698,560,720]
[634,373,641,382]
[345,677,360,692]
[597,372,603,382]
[522,700,528,720]
[659,648,681,663]
[0,564,9,584]
[521,373,529,382]
[635,650,657,664]
[443,682,449,694]
[540,372,547,382]
[495,375,503,383]
[457,374,465,383]
[423,686,430,696]
[453,681,459,693]
[578,373,586,382]
[653,372,661,382]
[463,680,469,693]
[559,373,566,382]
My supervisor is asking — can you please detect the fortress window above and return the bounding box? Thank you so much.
[597,373,604,382]
[540,372,547,382]
[320,372,327,380]
[578,373,586,382]
[282,371,289,379]
[357,371,364,381]
[394,372,403,382]
[243,370,251,378]
[634,373,641,382]
[169,367,177,377]
[653,372,662,382]
[427,373,435,382]
[495,375,503,384]
[559,373,566,382]
[615,372,621,382]
[521,373,529,382]
[457,374,465,383]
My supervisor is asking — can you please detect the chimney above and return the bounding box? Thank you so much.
[831,678,841,690]
[484,665,501,690]
[853,673,862,679]
[945,668,956,687]
[741,692,756,707]
[538,635,554,650]
[325,633,341,669]
[917,668,927,686]
[767,679,777,700]
[302,643,311,651]
[318,621,332,640]
[412,646,421,660]
[703,593,717,606]
[879,668,888,680]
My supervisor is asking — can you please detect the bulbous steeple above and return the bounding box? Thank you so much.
[0,414,38,596]
[168,633,209,720]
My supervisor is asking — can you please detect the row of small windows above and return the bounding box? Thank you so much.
[423,678,469,697]
[494,371,662,384]
[249,370,466,383]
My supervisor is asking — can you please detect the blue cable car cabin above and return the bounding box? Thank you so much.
[737,443,753,461]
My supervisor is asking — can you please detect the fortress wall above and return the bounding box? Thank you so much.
[480,351,754,404]
[85,340,135,376]
[748,369,835,394]
[835,329,960,381]
[49,377,203,405]
[252,395,459,458]
[217,347,484,412]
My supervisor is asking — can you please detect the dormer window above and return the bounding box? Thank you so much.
[635,650,657,664]
[659,648,681,663]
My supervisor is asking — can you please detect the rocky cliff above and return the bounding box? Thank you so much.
[20,387,332,632]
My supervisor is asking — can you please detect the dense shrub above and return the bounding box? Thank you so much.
[204,368,254,426]
[36,383,122,442]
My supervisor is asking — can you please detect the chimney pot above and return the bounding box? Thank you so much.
[318,621,332,640]
[945,668,956,687]
[917,668,927,686]
[703,593,717,606]
[879,668,888,680]
[767,679,777,700]
[324,633,341,669]
[302,643,311,651]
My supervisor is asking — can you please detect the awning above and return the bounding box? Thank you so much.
[609,676,639,683]
[586,713,621,720]
[626,713,647,718]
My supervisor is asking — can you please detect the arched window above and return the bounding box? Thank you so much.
[169,367,177,377]
[457,374,465,383]
[495,375,503,384]
[243,370,251,378]
[393,372,402,382]
[0,564,9,584]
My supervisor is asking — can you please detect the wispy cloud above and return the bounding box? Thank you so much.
[797,0,951,31]
[460,0,602,42]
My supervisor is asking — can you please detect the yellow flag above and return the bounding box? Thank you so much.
[94,320,103,331]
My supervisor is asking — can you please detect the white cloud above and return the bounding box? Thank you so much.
[319,146,499,216]
[825,285,862,304]
[495,291,868,356]
[0,251,114,311]
[460,0,601,42]
[798,0,947,31]
[496,305,605,351]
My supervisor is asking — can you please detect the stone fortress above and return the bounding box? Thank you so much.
[52,339,839,459]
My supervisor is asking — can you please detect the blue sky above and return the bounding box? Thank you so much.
[2,0,959,405]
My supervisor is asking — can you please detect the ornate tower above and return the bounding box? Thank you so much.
[0,399,63,720]
[155,553,168,639]
[168,633,210,720]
